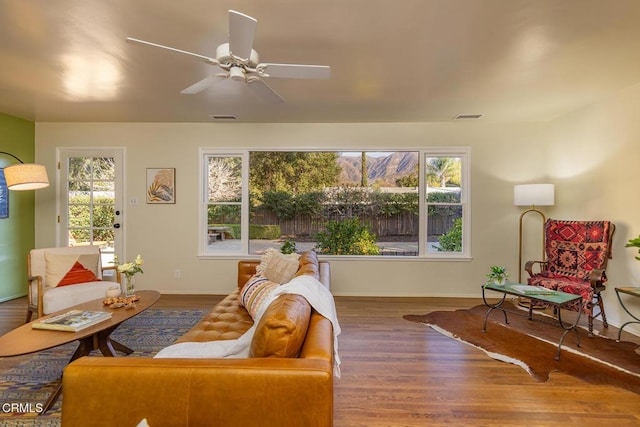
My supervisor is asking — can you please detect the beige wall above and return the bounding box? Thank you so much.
[34,95,640,332]
[544,82,640,334]
[35,121,547,299]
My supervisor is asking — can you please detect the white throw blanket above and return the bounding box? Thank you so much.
[154,275,342,377]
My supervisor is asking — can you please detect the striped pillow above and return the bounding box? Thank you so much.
[239,273,279,319]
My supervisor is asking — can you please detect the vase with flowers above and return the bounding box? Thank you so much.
[116,254,144,296]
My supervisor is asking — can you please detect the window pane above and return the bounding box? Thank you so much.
[93,158,115,180]
[208,156,242,203]
[248,151,419,256]
[207,204,241,251]
[93,181,115,193]
[69,204,91,228]
[425,154,464,254]
[426,156,462,202]
[69,229,90,245]
[92,205,115,228]
[93,228,114,246]
[68,157,91,181]
[427,204,463,253]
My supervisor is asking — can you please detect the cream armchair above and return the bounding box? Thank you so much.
[26,246,120,322]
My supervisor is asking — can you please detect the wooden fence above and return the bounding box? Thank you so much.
[251,209,457,238]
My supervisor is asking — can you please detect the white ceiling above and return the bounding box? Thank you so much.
[2,0,640,123]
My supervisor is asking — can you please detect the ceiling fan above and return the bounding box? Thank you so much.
[127,10,331,104]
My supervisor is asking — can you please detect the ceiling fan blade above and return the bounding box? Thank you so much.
[126,37,219,65]
[228,10,257,61]
[259,64,331,79]
[180,75,226,94]
[247,79,285,104]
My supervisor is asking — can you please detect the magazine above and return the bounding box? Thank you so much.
[511,285,557,296]
[32,309,112,332]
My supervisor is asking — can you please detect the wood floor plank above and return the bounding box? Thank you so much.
[1,294,639,426]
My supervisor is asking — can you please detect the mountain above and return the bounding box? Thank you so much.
[336,152,418,186]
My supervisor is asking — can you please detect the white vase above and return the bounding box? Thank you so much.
[105,286,121,298]
[492,277,506,286]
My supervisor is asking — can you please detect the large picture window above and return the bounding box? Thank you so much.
[200,148,470,259]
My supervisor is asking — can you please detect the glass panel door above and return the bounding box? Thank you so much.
[59,149,124,274]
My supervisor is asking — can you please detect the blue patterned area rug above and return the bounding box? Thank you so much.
[0,308,204,427]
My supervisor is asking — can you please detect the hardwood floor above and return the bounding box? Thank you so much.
[2,295,640,426]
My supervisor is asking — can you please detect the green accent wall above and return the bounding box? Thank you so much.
[0,113,36,302]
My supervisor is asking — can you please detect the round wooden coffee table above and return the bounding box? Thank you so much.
[0,290,160,414]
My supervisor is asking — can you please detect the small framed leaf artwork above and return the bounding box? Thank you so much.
[146,168,175,204]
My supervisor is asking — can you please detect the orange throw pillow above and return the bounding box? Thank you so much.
[57,261,100,287]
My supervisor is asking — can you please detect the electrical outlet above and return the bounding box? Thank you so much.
[174,269,181,279]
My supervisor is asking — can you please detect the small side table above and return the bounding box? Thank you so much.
[614,287,640,341]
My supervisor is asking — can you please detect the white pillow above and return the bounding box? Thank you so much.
[256,248,300,284]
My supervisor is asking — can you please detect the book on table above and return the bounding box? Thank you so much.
[510,284,557,295]
[32,309,112,332]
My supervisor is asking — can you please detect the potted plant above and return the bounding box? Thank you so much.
[280,239,298,255]
[625,235,640,260]
[486,265,509,286]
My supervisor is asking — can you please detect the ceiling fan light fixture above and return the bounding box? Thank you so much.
[229,66,245,82]
[128,10,330,104]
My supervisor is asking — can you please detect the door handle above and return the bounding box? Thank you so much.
[113,223,121,229]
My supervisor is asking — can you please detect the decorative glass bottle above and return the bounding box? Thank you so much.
[123,275,135,297]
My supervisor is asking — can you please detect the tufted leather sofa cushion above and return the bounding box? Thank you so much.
[175,288,254,343]
[250,294,311,358]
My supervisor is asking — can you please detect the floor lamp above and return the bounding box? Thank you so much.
[1,151,49,218]
[0,151,49,191]
[514,184,555,283]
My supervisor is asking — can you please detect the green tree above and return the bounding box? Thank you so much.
[437,217,462,252]
[68,194,115,242]
[426,157,460,187]
[315,218,380,255]
[361,152,368,187]
[396,164,419,187]
[249,152,340,197]
[68,157,115,191]
[208,156,241,202]
[259,191,296,220]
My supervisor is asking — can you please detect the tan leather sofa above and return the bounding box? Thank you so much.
[61,251,334,427]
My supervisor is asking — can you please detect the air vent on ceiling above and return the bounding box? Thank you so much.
[209,115,238,121]
[453,114,483,120]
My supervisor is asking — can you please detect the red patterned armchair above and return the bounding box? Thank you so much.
[525,219,615,336]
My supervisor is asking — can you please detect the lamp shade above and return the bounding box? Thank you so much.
[514,184,554,207]
[4,163,50,190]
